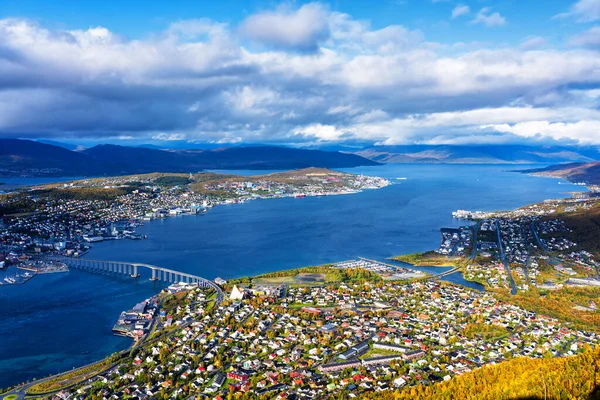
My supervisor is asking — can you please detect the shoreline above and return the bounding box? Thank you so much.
[1,166,591,392]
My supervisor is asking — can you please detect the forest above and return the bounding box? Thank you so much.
[362,346,600,400]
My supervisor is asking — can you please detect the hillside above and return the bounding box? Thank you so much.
[363,346,600,400]
[356,145,600,164]
[523,162,600,184]
[0,139,378,177]
[189,167,358,194]
[0,138,97,175]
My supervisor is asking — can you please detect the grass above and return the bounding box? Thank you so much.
[288,303,337,309]
[161,291,188,314]
[360,348,402,359]
[243,266,377,287]
[27,359,112,395]
[3,395,17,400]
[253,276,296,284]
[254,274,330,285]
[462,321,509,340]
[393,251,469,267]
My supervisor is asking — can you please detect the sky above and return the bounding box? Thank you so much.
[0,0,600,147]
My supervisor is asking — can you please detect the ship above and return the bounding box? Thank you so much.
[295,194,306,198]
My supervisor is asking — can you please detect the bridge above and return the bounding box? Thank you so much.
[429,266,459,280]
[45,256,224,303]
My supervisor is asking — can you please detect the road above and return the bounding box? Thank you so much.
[496,221,517,295]
[531,221,548,253]
[470,222,480,261]
[523,255,531,285]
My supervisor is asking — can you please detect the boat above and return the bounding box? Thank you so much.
[295,194,306,198]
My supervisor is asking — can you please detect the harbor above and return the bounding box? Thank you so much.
[0,269,35,285]
[0,259,68,285]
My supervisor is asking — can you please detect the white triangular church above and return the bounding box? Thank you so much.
[230,285,245,300]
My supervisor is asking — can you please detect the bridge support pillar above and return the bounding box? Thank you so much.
[131,265,139,278]
[150,268,158,281]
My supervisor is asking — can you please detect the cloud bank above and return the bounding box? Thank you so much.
[0,1,600,146]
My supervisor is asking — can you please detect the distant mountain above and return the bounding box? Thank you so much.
[355,145,600,164]
[0,139,378,177]
[521,162,600,184]
[0,139,94,175]
[35,139,80,151]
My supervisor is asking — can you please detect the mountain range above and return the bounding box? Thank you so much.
[0,139,378,177]
[355,145,600,164]
[3,139,600,178]
[521,162,600,185]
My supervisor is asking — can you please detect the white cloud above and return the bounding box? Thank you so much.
[327,105,362,115]
[167,19,228,40]
[556,0,600,22]
[452,5,470,19]
[569,26,600,48]
[472,8,506,27]
[152,133,187,141]
[238,3,330,51]
[0,3,600,145]
[484,120,600,144]
[293,123,353,141]
[520,36,546,49]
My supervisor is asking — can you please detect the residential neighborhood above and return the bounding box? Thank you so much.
[47,274,599,399]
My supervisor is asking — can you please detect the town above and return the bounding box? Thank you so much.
[22,262,598,400]
[0,169,390,278]
[2,189,600,398]
[435,190,600,295]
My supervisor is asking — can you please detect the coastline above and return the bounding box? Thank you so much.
[2,164,592,392]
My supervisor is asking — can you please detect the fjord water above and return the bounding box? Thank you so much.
[0,164,587,388]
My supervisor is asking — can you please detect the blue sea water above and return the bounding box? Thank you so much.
[0,164,587,388]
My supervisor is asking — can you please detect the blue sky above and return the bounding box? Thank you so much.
[0,0,585,45]
[0,0,599,146]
